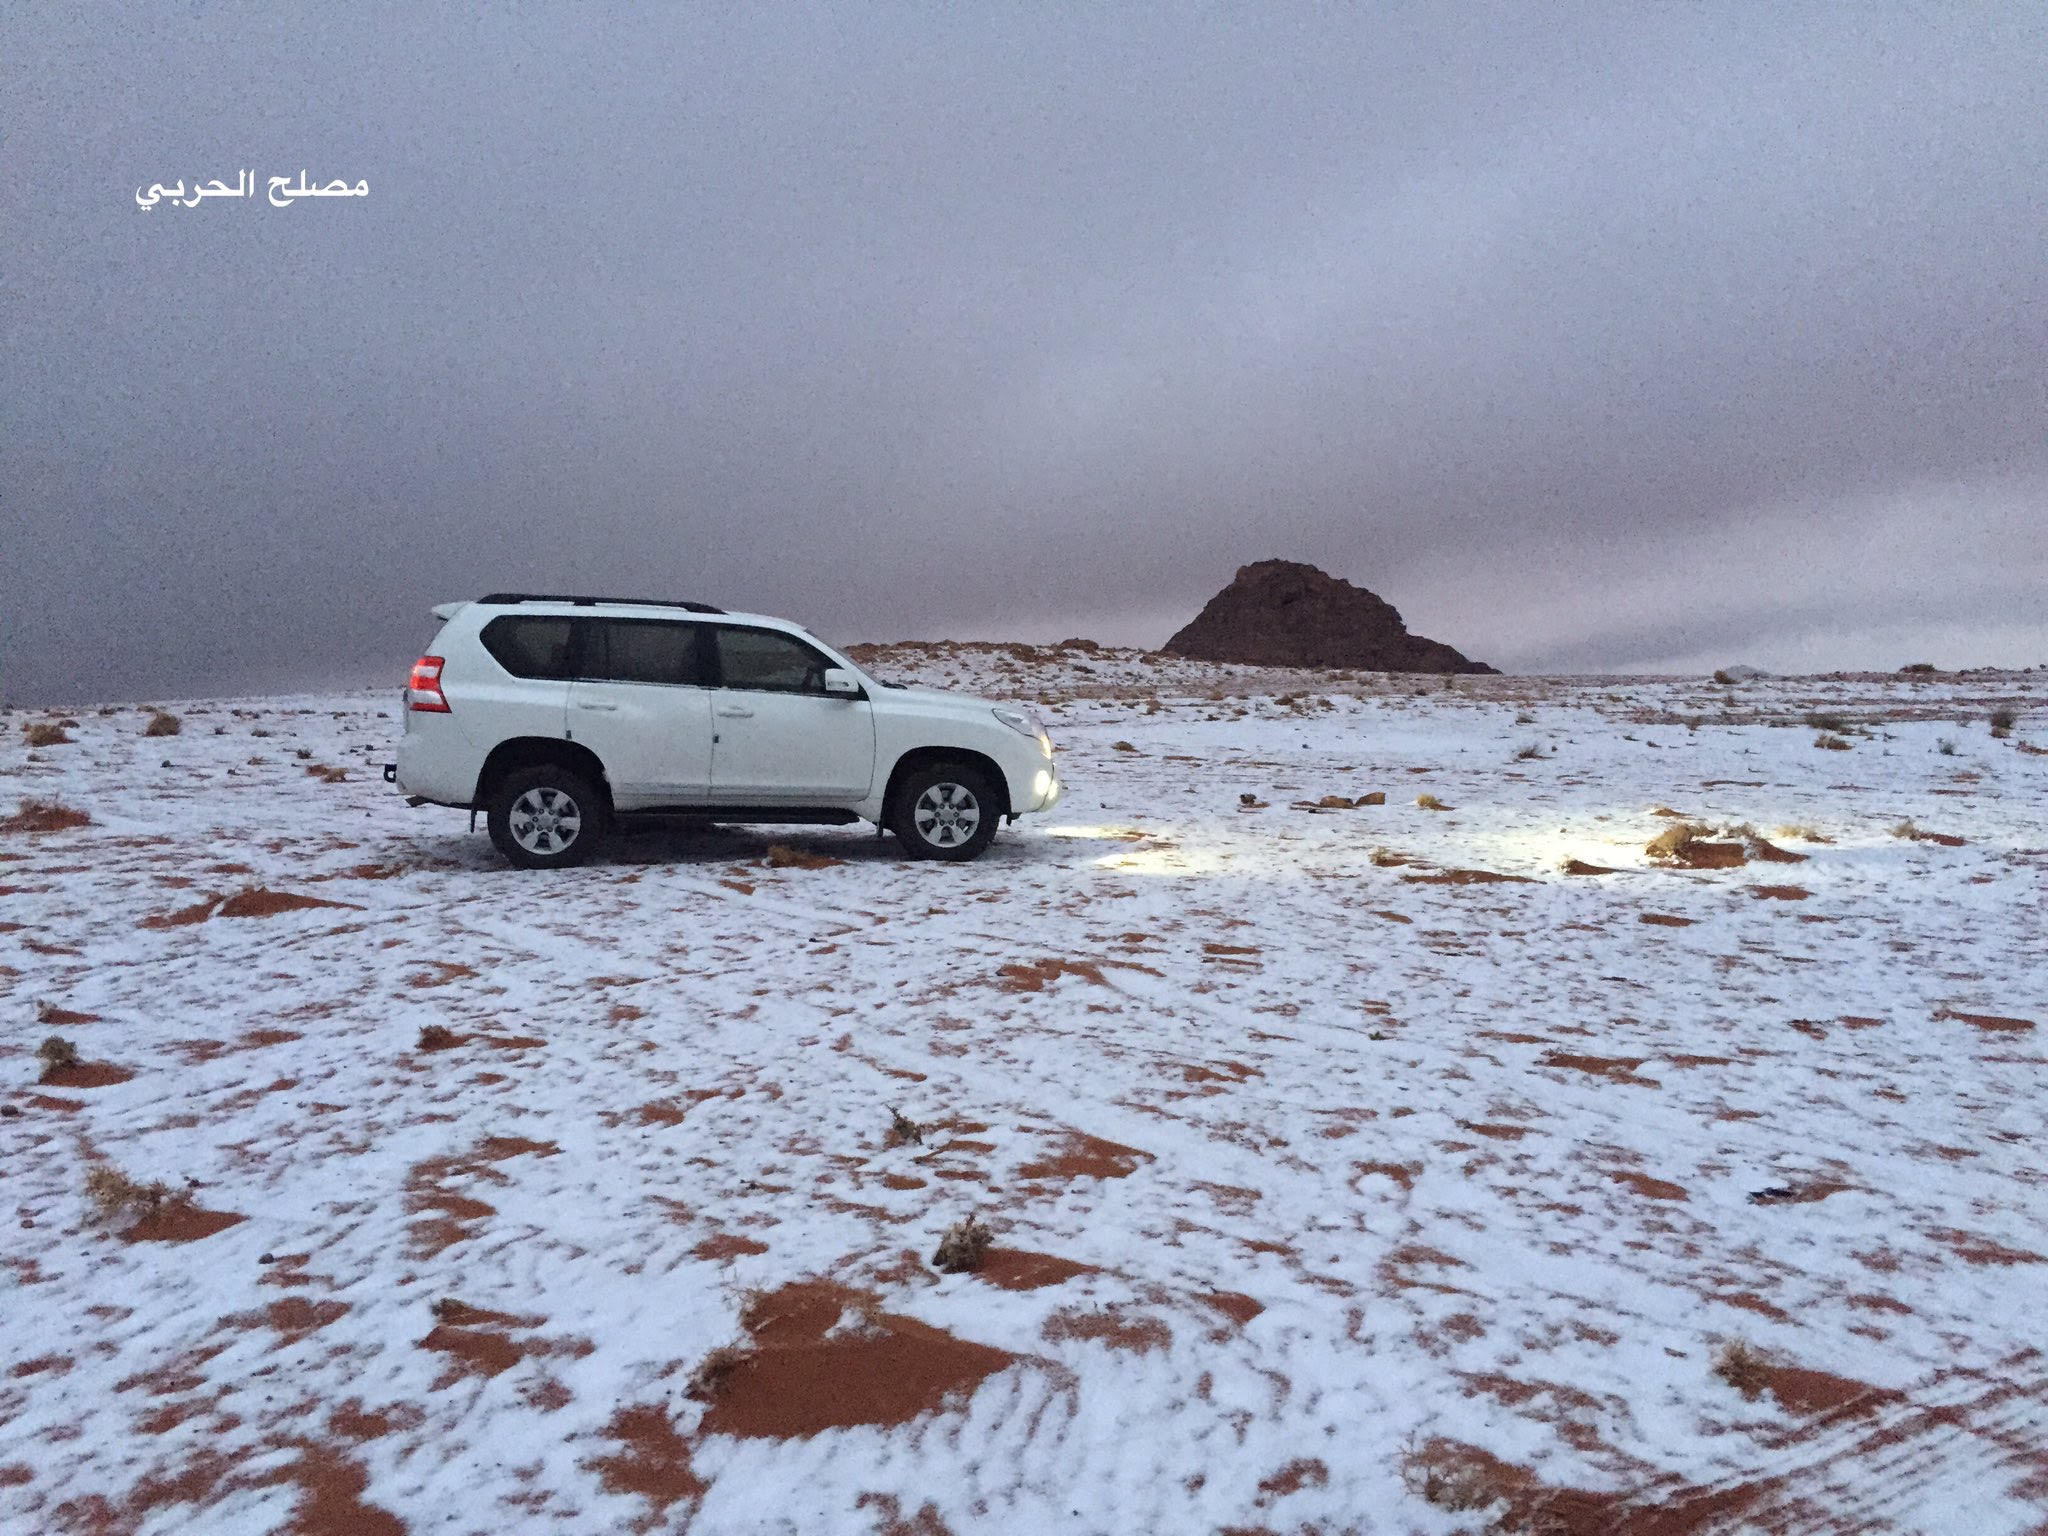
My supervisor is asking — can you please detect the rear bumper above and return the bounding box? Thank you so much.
[393,713,484,807]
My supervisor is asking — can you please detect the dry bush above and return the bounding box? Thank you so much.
[1357,791,1386,805]
[1,798,92,834]
[144,710,182,738]
[931,1213,993,1273]
[1416,794,1451,811]
[1899,662,1937,674]
[1937,738,1958,756]
[1713,1339,1770,1400]
[685,1343,753,1401]
[762,844,842,870]
[295,747,314,760]
[1110,740,1138,752]
[1991,707,2017,738]
[1646,822,1711,860]
[37,1036,79,1078]
[416,1024,458,1051]
[887,1105,925,1147]
[1805,712,1851,733]
[1813,732,1852,751]
[1889,820,1921,840]
[1713,669,1736,685]
[21,721,71,748]
[1513,744,1548,761]
[84,1165,182,1225]
[1369,846,1403,867]
[1401,1438,1519,1518]
[1775,824,1829,843]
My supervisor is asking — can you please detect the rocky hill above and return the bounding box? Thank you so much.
[1163,559,1497,673]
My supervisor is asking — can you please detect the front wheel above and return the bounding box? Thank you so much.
[487,764,607,869]
[890,762,999,862]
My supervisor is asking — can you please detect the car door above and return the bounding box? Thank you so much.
[564,619,715,808]
[708,625,875,800]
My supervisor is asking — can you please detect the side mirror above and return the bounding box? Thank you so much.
[822,668,861,696]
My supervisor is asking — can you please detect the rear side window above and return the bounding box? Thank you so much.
[480,616,575,680]
[714,626,831,693]
[587,619,707,686]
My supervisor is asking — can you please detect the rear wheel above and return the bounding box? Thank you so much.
[487,764,606,869]
[890,762,999,862]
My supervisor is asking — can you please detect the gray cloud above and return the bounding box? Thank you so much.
[4,2,2045,703]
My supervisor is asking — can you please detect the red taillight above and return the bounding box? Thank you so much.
[407,655,451,713]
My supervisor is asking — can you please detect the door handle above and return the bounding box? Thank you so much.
[715,705,754,719]
[575,702,619,712]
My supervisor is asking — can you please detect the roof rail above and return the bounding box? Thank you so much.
[477,593,724,614]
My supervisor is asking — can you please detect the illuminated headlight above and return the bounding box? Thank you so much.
[994,707,1055,756]
[1033,769,1053,801]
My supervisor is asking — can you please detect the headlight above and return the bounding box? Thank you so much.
[994,707,1055,756]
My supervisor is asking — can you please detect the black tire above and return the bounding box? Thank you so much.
[487,763,607,869]
[889,761,999,862]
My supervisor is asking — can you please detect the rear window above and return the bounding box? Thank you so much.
[480,616,575,680]
[587,619,707,687]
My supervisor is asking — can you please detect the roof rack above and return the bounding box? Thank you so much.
[478,593,724,614]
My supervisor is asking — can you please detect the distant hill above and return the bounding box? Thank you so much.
[1164,560,1497,673]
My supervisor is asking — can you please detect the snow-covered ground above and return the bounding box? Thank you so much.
[3,651,2045,1535]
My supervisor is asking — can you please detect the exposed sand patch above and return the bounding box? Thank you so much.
[697,1280,1019,1439]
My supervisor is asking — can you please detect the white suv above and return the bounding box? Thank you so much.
[389,595,1061,868]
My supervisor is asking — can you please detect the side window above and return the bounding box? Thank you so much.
[480,616,575,680]
[588,620,706,686]
[714,627,830,694]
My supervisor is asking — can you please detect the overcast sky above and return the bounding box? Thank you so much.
[5,3,2045,703]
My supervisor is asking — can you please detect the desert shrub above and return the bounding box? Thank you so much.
[295,747,313,760]
[887,1106,925,1147]
[21,721,70,748]
[1369,847,1402,867]
[685,1343,753,1401]
[416,1024,458,1051]
[1513,743,1548,761]
[1775,824,1828,843]
[1991,708,2017,738]
[144,710,182,738]
[1646,822,1713,861]
[1899,662,1937,674]
[1110,740,1138,752]
[1813,732,1852,751]
[84,1165,182,1225]
[1,798,92,834]
[36,1036,79,1078]
[931,1213,993,1273]
[1805,712,1850,733]
[1514,711,1535,724]
[1937,738,1958,756]
[1357,791,1386,805]
[1416,794,1451,811]
[1401,1438,1520,1517]
[1713,670,1735,685]
[1712,1339,1769,1400]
